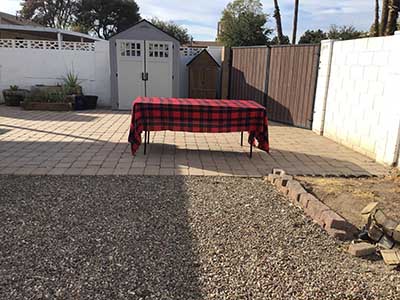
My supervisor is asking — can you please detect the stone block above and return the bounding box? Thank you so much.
[368,223,384,242]
[321,210,359,240]
[276,175,293,187]
[267,174,280,184]
[303,195,331,226]
[381,250,400,265]
[287,180,307,203]
[272,168,286,176]
[361,202,379,222]
[299,193,312,209]
[393,225,400,243]
[348,242,376,257]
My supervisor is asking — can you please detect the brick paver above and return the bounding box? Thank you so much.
[0,106,388,177]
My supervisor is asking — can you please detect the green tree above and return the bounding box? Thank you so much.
[327,25,364,40]
[151,18,192,44]
[269,35,290,45]
[298,29,327,44]
[218,0,272,47]
[75,0,140,40]
[19,0,78,29]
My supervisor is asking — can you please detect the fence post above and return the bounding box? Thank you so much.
[220,46,231,99]
[263,46,271,108]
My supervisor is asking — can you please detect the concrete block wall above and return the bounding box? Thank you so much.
[0,40,111,107]
[313,36,400,166]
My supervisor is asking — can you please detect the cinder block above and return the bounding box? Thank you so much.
[267,173,280,184]
[321,210,359,240]
[358,52,374,66]
[368,223,384,242]
[272,168,286,176]
[278,184,289,195]
[372,51,389,66]
[287,180,307,203]
[275,175,293,187]
[348,242,376,257]
[381,250,400,265]
[393,225,400,242]
[303,195,331,226]
[299,193,312,209]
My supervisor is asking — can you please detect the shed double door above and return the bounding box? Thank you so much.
[117,39,173,110]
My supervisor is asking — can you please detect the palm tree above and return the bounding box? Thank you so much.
[374,0,380,36]
[380,0,389,35]
[273,0,284,44]
[386,0,400,35]
[292,0,299,44]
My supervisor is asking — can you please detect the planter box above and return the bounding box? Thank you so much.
[2,90,29,106]
[22,102,73,111]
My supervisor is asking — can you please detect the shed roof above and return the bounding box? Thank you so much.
[186,49,220,67]
[0,23,102,41]
[109,19,180,43]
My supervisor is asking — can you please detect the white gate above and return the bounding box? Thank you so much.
[117,39,173,110]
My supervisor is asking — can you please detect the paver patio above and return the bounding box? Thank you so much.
[0,106,388,177]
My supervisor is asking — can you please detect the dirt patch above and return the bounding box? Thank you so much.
[297,171,400,229]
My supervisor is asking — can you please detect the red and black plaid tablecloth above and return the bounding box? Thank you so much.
[128,97,269,155]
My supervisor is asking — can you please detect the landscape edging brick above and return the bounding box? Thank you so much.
[267,169,359,241]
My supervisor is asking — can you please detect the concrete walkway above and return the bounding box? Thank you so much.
[0,106,388,177]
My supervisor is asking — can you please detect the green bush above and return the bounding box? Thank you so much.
[27,86,70,103]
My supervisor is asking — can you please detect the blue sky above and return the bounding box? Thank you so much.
[2,0,375,40]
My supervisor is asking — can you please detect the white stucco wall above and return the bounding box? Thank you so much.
[0,40,111,106]
[312,40,334,135]
[314,36,400,166]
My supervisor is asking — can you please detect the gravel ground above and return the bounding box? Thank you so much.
[0,175,399,300]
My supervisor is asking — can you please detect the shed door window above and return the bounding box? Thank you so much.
[148,42,169,58]
[120,42,141,57]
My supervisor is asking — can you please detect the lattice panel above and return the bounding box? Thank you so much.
[0,39,95,52]
[180,47,204,57]
[0,39,14,48]
[14,40,29,49]
[75,42,95,51]
[61,42,75,50]
[30,40,45,49]
[44,41,59,50]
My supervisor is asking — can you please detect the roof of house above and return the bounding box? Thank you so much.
[183,40,223,48]
[186,49,220,67]
[0,23,103,42]
[0,11,39,26]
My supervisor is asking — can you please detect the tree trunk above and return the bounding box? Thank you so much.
[292,0,299,44]
[374,0,380,36]
[273,0,284,44]
[380,0,389,35]
[386,0,400,35]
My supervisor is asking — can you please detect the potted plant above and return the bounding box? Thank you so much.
[62,71,83,96]
[2,85,29,106]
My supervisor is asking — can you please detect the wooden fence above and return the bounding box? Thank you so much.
[229,44,320,129]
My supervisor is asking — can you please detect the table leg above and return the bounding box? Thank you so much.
[250,142,253,158]
[147,131,150,146]
[144,130,147,155]
[240,132,243,146]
